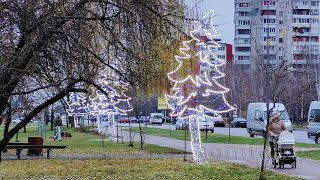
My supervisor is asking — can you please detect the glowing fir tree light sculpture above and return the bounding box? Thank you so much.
[87,68,133,141]
[66,91,88,128]
[107,80,133,142]
[165,10,233,164]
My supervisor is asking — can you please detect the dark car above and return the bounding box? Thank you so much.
[213,117,225,127]
[231,117,247,128]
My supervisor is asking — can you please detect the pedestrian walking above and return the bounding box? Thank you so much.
[53,113,63,140]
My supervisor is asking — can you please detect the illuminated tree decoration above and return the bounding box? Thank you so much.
[87,68,133,138]
[102,72,133,142]
[66,91,88,128]
[165,10,233,164]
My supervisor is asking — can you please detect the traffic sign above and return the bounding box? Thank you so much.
[158,97,168,110]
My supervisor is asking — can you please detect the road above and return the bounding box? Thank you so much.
[130,123,315,144]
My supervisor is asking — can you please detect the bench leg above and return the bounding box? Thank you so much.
[47,149,52,158]
[16,149,23,159]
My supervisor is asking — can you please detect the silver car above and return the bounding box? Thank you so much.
[198,119,214,133]
[307,101,320,144]
[175,118,188,130]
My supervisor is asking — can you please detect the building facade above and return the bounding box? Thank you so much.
[234,0,320,70]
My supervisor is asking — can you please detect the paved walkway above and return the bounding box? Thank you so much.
[119,130,320,180]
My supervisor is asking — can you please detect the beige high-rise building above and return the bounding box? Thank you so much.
[234,0,320,70]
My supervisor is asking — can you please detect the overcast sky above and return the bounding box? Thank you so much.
[185,0,235,43]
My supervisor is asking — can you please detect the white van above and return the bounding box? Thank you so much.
[307,101,320,144]
[246,103,292,137]
[149,113,163,125]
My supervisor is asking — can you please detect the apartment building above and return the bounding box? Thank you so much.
[234,0,320,70]
[198,36,233,74]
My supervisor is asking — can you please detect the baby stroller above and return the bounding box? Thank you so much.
[272,130,296,169]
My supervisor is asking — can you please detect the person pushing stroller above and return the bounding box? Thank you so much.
[268,111,296,168]
[268,111,287,158]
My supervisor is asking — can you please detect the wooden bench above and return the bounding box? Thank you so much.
[5,145,67,159]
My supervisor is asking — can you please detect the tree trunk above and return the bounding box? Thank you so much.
[3,102,11,139]
[189,116,207,164]
[50,109,54,131]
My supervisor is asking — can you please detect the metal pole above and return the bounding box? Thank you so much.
[229,117,231,142]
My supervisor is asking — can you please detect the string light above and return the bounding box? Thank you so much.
[165,10,234,164]
[86,68,133,136]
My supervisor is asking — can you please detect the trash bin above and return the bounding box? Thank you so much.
[27,137,43,156]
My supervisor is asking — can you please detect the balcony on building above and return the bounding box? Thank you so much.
[293,9,310,15]
[261,1,277,10]
[260,9,277,16]
[292,4,311,10]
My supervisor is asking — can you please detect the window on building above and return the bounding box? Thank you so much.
[261,10,276,15]
[238,12,250,16]
[311,27,319,33]
[262,1,276,6]
[311,37,319,42]
[218,55,226,59]
[235,38,251,44]
[311,9,319,15]
[293,54,304,60]
[311,18,319,23]
[236,47,251,52]
[279,11,283,16]
[263,36,276,41]
[237,20,251,26]
[279,38,283,43]
[263,55,276,59]
[293,18,310,23]
[311,1,319,6]
[261,19,276,24]
[218,47,226,51]
[263,28,276,33]
[237,29,251,34]
[279,2,284,7]
[237,56,250,60]
[263,46,275,50]
[239,3,251,8]
[293,9,310,15]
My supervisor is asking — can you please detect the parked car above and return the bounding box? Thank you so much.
[11,118,34,124]
[139,116,149,123]
[175,118,188,130]
[12,118,21,123]
[198,118,214,133]
[130,116,138,123]
[307,101,320,144]
[149,113,163,125]
[213,117,225,127]
[119,116,130,123]
[231,117,247,128]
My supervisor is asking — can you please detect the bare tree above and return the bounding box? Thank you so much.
[0,0,189,157]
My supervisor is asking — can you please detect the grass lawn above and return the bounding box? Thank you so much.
[0,124,300,179]
[297,150,320,160]
[129,127,320,148]
[0,158,300,179]
[1,125,184,155]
